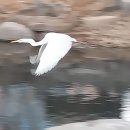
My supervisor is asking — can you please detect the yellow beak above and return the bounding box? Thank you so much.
[10,40,19,43]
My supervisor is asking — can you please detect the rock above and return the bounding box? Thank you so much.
[66,0,121,16]
[17,1,56,16]
[0,0,92,16]
[9,15,78,32]
[114,0,122,7]
[0,0,20,13]
[29,20,76,32]
[0,0,72,17]
[47,119,130,130]
[17,0,71,17]
[120,0,130,15]
[82,16,119,29]
[0,0,122,18]
[0,22,33,41]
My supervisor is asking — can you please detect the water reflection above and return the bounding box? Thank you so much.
[46,83,121,125]
[0,85,47,130]
[0,58,130,129]
[121,90,130,121]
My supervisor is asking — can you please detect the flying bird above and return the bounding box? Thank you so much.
[11,32,77,76]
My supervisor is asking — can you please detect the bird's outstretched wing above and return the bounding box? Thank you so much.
[30,44,47,64]
[35,38,72,76]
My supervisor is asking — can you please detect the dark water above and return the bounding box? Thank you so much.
[0,56,130,129]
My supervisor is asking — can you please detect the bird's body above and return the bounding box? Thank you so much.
[11,32,77,76]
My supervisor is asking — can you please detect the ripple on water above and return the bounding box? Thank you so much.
[0,56,130,128]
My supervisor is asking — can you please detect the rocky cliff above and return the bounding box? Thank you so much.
[0,0,130,60]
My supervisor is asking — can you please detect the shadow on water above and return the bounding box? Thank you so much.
[0,44,130,129]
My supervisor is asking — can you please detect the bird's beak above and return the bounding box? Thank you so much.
[11,40,19,43]
[75,41,85,44]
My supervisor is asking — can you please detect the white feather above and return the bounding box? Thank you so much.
[35,33,74,76]
[11,32,76,76]
[29,44,46,64]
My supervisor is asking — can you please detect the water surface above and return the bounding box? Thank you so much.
[0,43,130,129]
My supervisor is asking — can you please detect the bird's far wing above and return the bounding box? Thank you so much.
[29,44,47,64]
[35,39,72,76]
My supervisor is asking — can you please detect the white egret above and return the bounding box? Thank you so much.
[11,32,77,76]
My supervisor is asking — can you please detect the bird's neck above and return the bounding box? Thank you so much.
[25,37,47,47]
[36,37,48,46]
[24,39,42,46]
[27,39,36,46]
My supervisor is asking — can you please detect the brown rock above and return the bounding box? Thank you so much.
[0,0,122,17]
[18,1,71,17]
[0,0,72,17]
[82,16,119,29]
[0,0,33,14]
[9,15,79,32]
[120,0,130,15]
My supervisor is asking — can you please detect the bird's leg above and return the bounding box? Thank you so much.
[30,55,38,64]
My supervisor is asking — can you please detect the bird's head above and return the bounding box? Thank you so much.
[70,37,84,44]
[71,38,77,42]
[11,39,35,44]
